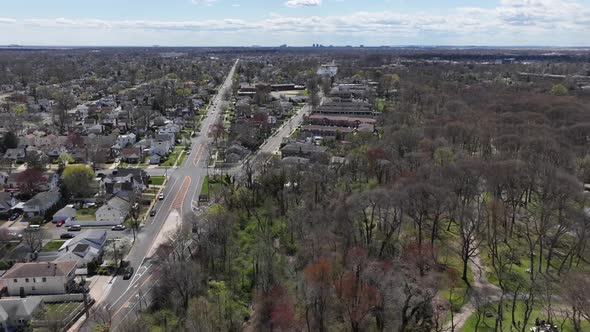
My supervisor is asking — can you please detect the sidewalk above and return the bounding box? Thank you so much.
[67,275,112,332]
[146,210,182,258]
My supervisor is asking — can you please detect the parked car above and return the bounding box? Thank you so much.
[9,213,20,221]
[8,232,22,240]
[123,266,134,280]
[158,193,164,200]
[25,225,40,232]
[67,225,82,231]
[150,209,157,217]
[112,225,126,231]
[60,233,75,239]
[56,220,66,227]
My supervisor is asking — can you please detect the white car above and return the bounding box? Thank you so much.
[158,193,165,200]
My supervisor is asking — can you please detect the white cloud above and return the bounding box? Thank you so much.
[5,0,590,45]
[191,0,218,5]
[0,18,16,24]
[285,0,321,8]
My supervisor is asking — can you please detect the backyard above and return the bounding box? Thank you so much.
[76,207,97,221]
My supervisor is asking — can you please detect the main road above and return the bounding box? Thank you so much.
[79,59,239,331]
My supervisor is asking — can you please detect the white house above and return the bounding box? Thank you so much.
[95,196,131,224]
[117,133,137,148]
[1,261,77,296]
[150,141,171,157]
[23,190,61,218]
[56,229,107,267]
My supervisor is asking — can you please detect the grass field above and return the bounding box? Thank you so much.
[149,176,166,186]
[42,240,66,252]
[461,300,589,332]
[76,207,97,221]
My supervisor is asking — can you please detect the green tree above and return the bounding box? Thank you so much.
[58,152,74,165]
[550,84,568,96]
[62,164,95,197]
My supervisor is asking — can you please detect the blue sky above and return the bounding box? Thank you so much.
[0,0,589,46]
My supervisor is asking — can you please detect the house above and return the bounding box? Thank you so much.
[95,195,131,224]
[120,148,143,164]
[1,261,77,296]
[0,171,8,187]
[158,123,180,137]
[150,141,171,157]
[23,189,61,218]
[0,192,17,217]
[156,133,175,146]
[117,133,137,148]
[111,168,148,189]
[314,101,376,118]
[52,206,76,223]
[281,143,329,163]
[149,154,161,165]
[56,230,107,267]
[88,124,104,135]
[102,174,140,195]
[3,148,26,163]
[0,297,44,331]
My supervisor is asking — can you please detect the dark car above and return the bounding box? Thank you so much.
[60,233,75,239]
[150,209,157,217]
[9,213,20,221]
[67,225,82,232]
[123,266,134,280]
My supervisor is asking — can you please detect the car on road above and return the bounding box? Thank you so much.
[56,220,66,227]
[158,193,164,200]
[25,225,40,232]
[67,225,82,231]
[122,266,134,280]
[112,225,126,231]
[150,209,157,217]
[60,233,75,239]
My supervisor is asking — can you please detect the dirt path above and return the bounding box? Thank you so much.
[444,250,502,331]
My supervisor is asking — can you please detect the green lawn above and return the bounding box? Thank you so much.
[42,240,66,252]
[76,207,97,221]
[149,176,166,186]
[160,147,184,167]
[201,175,210,196]
[39,302,82,320]
[461,300,589,332]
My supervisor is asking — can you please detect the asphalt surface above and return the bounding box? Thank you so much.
[79,60,239,331]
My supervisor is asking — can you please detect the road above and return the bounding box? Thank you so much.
[76,60,239,331]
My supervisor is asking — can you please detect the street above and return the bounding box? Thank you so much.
[77,59,240,331]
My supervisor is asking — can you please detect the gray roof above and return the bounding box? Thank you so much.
[54,206,76,217]
[0,297,43,319]
[3,261,77,279]
[23,190,60,210]
[281,143,328,154]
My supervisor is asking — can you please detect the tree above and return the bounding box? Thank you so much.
[53,92,76,134]
[304,258,333,332]
[550,84,568,96]
[23,229,45,253]
[62,164,95,198]
[16,168,45,196]
[58,152,74,166]
[105,238,131,268]
[25,150,48,170]
[1,131,18,152]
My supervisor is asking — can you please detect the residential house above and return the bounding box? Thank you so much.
[0,297,44,331]
[0,192,17,217]
[150,141,171,158]
[120,148,143,164]
[52,206,76,223]
[95,195,131,224]
[23,189,61,218]
[3,148,26,163]
[112,168,148,189]
[158,123,180,137]
[149,155,161,165]
[1,261,77,296]
[56,230,107,267]
[314,100,376,118]
[102,174,141,196]
[88,124,104,135]
[0,171,8,188]
[156,133,175,146]
[117,133,137,148]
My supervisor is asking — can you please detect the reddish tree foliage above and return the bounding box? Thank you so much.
[401,242,439,276]
[304,257,332,285]
[269,285,296,331]
[67,131,84,148]
[335,272,382,332]
[16,168,45,195]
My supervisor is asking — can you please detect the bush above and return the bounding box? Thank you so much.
[28,216,44,225]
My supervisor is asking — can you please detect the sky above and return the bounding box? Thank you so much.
[0,0,589,46]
